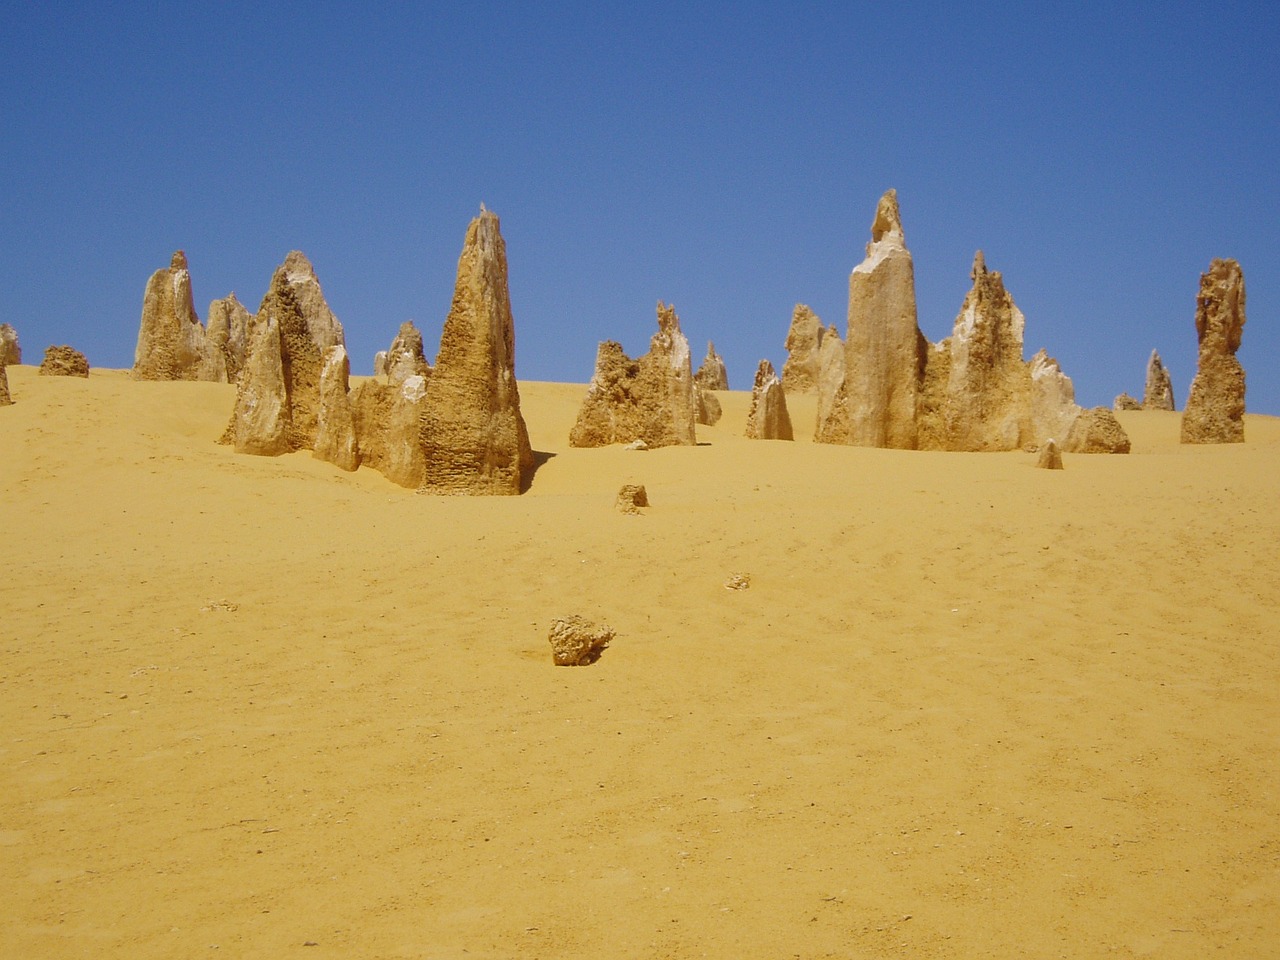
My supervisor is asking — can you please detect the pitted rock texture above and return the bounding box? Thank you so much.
[1066,407,1131,454]
[133,251,221,381]
[548,615,613,666]
[615,484,649,514]
[40,346,90,378]
[1114,393,1143,412]
[1181,259,1246,444]
[0,363,11,406]
[280,251,345,353]
[694,341,729,392]
[385,321,431,385]
[206,293,253,384]
[1143,349,1175,411]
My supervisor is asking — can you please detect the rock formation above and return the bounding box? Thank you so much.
[615,484,649,514]
[373,352,389,377]
[548,615,613,666]
[40,346,89,377]
[222,266,323,455]
[351,374,428,489]
[745,359,794,440]
[569,302,697,448]
[815,325,848,442]
[0,363,10,406]
[1181,259,1246,443]
[694,341,729,391]
[280,251,345,353]
[917,252,1032,451]
[133,251,222,381]
[1143,349,1175,411]
[694,383,723,426]
[0,323,20,365]
[1113,393,1142,412]
[781,304,824,393]
[313,346,359,472]
[419,208,533,494]
[1065,407,1131,454]
[1028,350,1083,449]
[1036,438,1064,469]
[206,293,253,383]
[842,189,922,448]
[385,320,431,384]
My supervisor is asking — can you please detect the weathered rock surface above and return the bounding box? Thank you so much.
[1182,259,1246,443]
[918,252,1032,451]
[223,267,323,454]
[694,383,723,426]
[1065,407,1131,454]
[843,189,922,448]
[1143,349,1175,411]
[1114,393,1143,412]
[133,251,221,381]
[1036,438,1064,469]
[745,359,794,440]
[0,363,11,406]
[280,251,345,353]
[781,304,824,393]
[0,323,20,365]
[385,320,431,384]
[373,351,389,377]
[40,346,89,378]
[814,325,848,442]
[419,209,533,494]
[615,484,649,514]
[313,346,360,471]
[694,341,729,391]
[570,302,697,449]
[548,615,613,666]
[1029,350,1083,449]
[206,293,253,384]
[351,374,428,488]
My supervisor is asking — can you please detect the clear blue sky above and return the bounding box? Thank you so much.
[3,2,1276,412]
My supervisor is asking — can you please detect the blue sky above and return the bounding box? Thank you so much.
[3,2,1276,412]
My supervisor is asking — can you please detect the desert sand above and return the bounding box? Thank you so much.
[1,363,1277,959]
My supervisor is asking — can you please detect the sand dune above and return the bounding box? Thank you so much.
[2,364,1277,958]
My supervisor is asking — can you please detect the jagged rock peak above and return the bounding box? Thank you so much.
[279,250,345,352]
[781,304,824,394]
[745,359,794,441]
[133,249,222,382]
[695,341,729,391]
[971,249,986,281]
[386,320,431,384]
[0,323,20,365]
[1143,349,1175,411]
[1182,258,1246,443]
[870,188,904,245]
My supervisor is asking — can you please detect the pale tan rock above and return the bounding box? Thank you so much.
[814,325,848,442]
[1028,349,1083,449]
[222,267,323,454]
[548,615,613,666]
[695,341,729,391]
[569,302,697,449]
[350,375,429,489]
[1143,349,1175,411]
[844,190,923,448]
[615,484,649,514]
[745,360,794,440]
[1065,407,1131,453]
[0,323,20,365]
[206,293,253,384]
[280,251,345,353]
[1036,438,1064,469]
[40,346,90,378]
[133,251,220,381]
[694,383,723,426]
[0,362,11,406]
[373,351,389,377]
[385,320,431,384]
[419,209,533,495]
[313,346,360,472]
[1182,259,1246,443]
[781,304,824,393]
[1113,393,1142,412]
[919,252,1033,451]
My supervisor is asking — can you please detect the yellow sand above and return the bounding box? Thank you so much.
[1,364,1277,959]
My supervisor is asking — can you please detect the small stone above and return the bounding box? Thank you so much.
[548,616,614,666]
[615,484,649,514]
[724,574,751,591]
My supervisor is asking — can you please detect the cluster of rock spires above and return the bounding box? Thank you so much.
[221,208,531,494]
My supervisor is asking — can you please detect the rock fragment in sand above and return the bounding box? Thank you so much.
[842,189,923,448]
[223,266,323,455]
[385,320,431,385]
[1143,349,1175,411]
[1181,259,1247,444]
[745,359,794,440]
[313,345,360,472]
[206,293,253,383]
[1028,349,1083,449]
[0,323,20,365]
[419,208,533,494]
[694,341,729,391]
[279,251,345,352]
[1036,439,1063,470]
[1065,407,1131,454]
[1114,393,1142,412]
[615,484,649,514]
[724,573,751,591]
[781,304,825,393]
[40,346,90,378]
[548,615,613,666]
[133,251,221,381]
[569,302,697,448]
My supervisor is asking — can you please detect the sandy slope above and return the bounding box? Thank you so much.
[1,364,1277,959]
